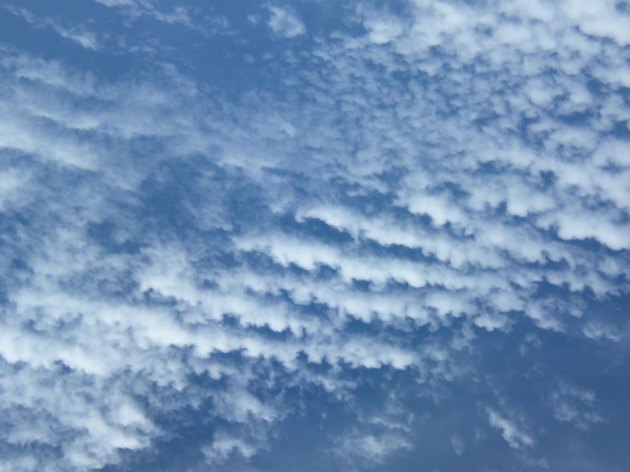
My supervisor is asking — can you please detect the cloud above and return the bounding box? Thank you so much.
[356,5,407,45]
[451,434,465,455]
[333,427,413,470]
[2,5,100,50]
[487,408,534,450]
[548,384,604,431]
[202,432,259,465]
[0,0,629,470]
[266,5,305,38]
[582,321,624,342]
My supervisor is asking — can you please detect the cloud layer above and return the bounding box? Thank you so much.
[0,0,628,470]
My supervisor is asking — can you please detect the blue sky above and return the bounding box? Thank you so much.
[0,0,629,471]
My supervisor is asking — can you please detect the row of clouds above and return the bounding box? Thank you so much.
[0,0,628,470]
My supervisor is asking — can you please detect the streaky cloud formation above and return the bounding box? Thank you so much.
[0,0,629,471]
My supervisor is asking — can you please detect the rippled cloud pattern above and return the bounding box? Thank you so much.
[0,1,629,471]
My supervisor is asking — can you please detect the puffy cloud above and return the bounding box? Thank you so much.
[266,5,305,38]
[334,430,412,468]
[487,408,534,450]
[548,383,604,431]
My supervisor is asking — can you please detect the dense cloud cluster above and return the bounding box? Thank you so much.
[0,1,628,471]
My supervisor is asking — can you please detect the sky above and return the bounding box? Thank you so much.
[0,0,629,471]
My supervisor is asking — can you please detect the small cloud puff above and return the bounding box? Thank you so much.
[266,5,306,38]
[487,408,534,450]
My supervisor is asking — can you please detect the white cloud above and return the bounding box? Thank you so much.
[548,383,604,431]
[203,432,259,465]
[2,5,100,50]
[266,5,305,38]
[451,434,465,455]
[487,408,533,449]
[357,6,407,45]
[334,430,412,468]
[583,321,624,342]
[1,0,629,469]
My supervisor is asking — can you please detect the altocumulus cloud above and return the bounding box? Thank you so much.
[0,0,629,471]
